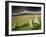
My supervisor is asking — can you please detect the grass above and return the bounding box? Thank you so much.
[12,15,41,31]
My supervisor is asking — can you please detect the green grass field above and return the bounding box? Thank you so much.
[12,15,41,31]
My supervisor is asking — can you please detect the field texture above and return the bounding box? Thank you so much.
[12,15,41,31]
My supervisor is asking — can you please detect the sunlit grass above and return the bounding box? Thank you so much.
[12,15,41,31]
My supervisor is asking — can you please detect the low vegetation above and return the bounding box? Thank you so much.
[12,15,41,31]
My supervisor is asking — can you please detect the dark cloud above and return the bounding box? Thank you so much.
[12,6,41,15]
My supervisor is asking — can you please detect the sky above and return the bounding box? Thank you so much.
[12,6,41,15]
